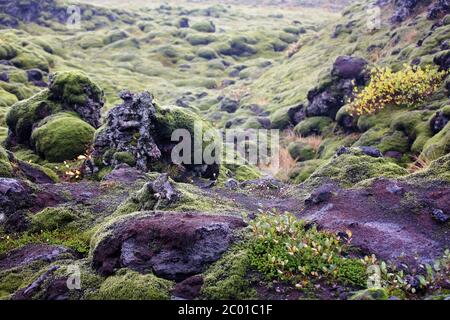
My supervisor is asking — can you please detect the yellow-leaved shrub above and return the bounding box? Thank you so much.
[349,65,447,116]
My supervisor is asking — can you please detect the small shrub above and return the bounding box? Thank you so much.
[349,65,447,116]
[248,212,367,288]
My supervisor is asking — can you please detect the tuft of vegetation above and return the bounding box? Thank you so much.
[90,269,174,300]
[248,212,367,288]
[349,65,447,116]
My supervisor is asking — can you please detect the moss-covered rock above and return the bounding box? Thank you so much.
[47,71,104,112]
[90,269,173,300]
[269,107,290,129]
[30,207,88,232]
[349,288,389,300]
[406,153,450,183]
[294,117,333,136]
[191,21,216,33]
[378,130,410,154]
[201,246,256,300]
[113,151,136,167]
[289,159,323,183]
[305,149,409,188]
[0,88,18,108]
[422,122,450,160]
[31,112,95,162]
[0,146,13,177]
[6,71,103,147]
[288,141,316,161]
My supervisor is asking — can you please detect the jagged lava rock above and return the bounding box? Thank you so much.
[91,212,247,281]
[93,90,161,171]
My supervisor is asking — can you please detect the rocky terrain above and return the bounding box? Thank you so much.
[0,0,449,301]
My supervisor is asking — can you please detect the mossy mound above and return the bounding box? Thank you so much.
[91,269,173,300]
[201,246,256,300]
[191,21,216,33]
[288,142,316,161]
[0,88,19,108]
[422,122,450,160]
[30,207,91,232]
[0,146,13,177]
[6,71,103,147]
[294,117,333,136]
[289,159,323,183]
[47,71,103,108]
[31,112,95,162]
[305,149,409,188]
[407,153,450,183]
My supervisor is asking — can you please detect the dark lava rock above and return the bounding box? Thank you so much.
[431,208,449,223]
[219,98,239,113]
[434,50,450,71]
[358,146,383,158]
[103,164,147,183]
[0,72,9,82]
[441,40,450,51]
[0,244,74,271]
[305,183,336,206]
[147,173,181,207]
[331,56,368,80]
[390,0,420,23]
[178,17,189,28]
[240,177,283,190]
[12,265,60,300]
[430,111,449,134]
[225,178,239,190]
[427,0,450,20]
[384,151,403,161]
[287,104,306,125]
[386,183,404,195]
[305,56,368,118]
[172,275,204,299]
[0,0,67,27]
[91,212,247,281]
[92,90,161,172]
[335,146,351,156]
[257,117,271,129]
[26,69,43,82]
[0,178,33,232]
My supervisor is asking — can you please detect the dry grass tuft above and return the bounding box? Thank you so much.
[408,154,433,173]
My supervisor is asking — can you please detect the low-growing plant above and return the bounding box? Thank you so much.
[248,211,367,288]
[349,65,447,116]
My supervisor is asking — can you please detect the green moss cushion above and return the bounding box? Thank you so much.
[31,112,95,162]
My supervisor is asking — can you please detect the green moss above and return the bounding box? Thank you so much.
[113,151,136,166]
[318,135,358,160]
[378,130,410,154]
[90,269,173,300]
[48,71,104,107]
[0,229,91,256]
[11,51,49,72]
[191,21,216,33]
[0,146,13,178]
[186,33,216,46]
[349,288,389,300]
[390,111,433,154]
[288,142,316,161]
[305,150,409,188]
[103,30,129,45]
[269,107,290,129]
[0,88,19,108]
[197,47,217,60]
[294,117,333,136]
[354,126,389,148]
[407,154,450,183]
[202,246,256,300]
[422,122,450,160]
[289,159,323,183]
[30,207,86,232]
[31,112,95,162]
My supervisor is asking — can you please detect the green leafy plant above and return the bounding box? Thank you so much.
[248,211,367,288]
